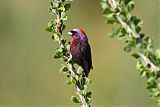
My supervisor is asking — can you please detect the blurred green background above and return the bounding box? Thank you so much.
[0,0,159,107]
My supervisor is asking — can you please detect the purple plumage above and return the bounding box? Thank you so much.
[68,28,93,77]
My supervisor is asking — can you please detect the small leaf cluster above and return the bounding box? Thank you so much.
[70,77,92,104]
[80,77,92,104]
[45,0,71,39]
[102,0,160,105]
[64,67,92,104]
[45,0,72,74]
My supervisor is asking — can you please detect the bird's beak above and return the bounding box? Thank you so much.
[67,31,73,36]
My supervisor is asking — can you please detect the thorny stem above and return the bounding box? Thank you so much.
[108,0,160,72]
[54,0,89,107]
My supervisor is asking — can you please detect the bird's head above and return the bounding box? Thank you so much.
[68,28,88,41]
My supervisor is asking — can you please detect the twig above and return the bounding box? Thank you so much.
[108,0,160,72]
[54,0,90,107]
[102,0,160,105]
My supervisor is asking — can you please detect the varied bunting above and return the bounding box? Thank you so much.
[68,29,93,77]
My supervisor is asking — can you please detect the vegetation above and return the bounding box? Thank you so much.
[101,0,160,105]
[46,0,160,106]
[46,0,91,107]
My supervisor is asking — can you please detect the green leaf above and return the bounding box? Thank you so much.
[120,0,131,5]
[101,3,108,9]
[52,2,59,9]
[62,24,66,31]
[53,33,59,41]
[103,8,113,15]
[81,77,91,90]
[147,78,157,89]
[80,78,88,90]
[51,8,57,14]
[140,33,145,38]
[61,12,68,20]
[127,1,134,12]
[86,92,92,99]
[70,76,77,84]
[108,28,121,38]
[71,96,80,103]
[106,18,118,24]
[61,12,66,18]
[66,44,70,51]
[81,77,86,86]
[131,16,141,25]
[45,26,53,32]
[68,54,75,64]
[149,88,160,98]
[85,78,92,85]
[148,52,157,67]
[61,0,65,3]
[77,66,83,74]
[65,79,72,85]
[135,26,141,33]
[130,16,142,32]
[85,92,92,103]
[50,1,53,7]
[145,37,153,49]
[132,53,140,59]
[52,35,54,40]
[48,21,53,27]
[59,65,68,73]
[123,45,132,52]
[155,49,160,59]
[120,11,127,20]
[54,48,63,59]
[54,54,62,59]
[62,16,67,20]
[150,71,157,78]
[64,4,71,11]
[136,60,146,77]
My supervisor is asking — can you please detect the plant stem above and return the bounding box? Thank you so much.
[54,0,90,106]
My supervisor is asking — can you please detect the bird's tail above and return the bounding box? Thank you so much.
[82,70,89,77]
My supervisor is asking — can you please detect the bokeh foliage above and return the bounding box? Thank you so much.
[101,0,160,105]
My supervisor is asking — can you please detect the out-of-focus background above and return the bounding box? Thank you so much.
[0,0,159,107]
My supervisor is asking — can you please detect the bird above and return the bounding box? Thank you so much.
[68,28,93,77]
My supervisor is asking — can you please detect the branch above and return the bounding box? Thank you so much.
[46,0,91,107]
[108,0,160,72]
[101,0,160,105]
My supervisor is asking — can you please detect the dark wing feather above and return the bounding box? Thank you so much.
[80,41,93,76]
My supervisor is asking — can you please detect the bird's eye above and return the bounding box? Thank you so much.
[71,31,77,35]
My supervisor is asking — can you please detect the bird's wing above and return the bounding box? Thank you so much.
[80,41,93,71]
